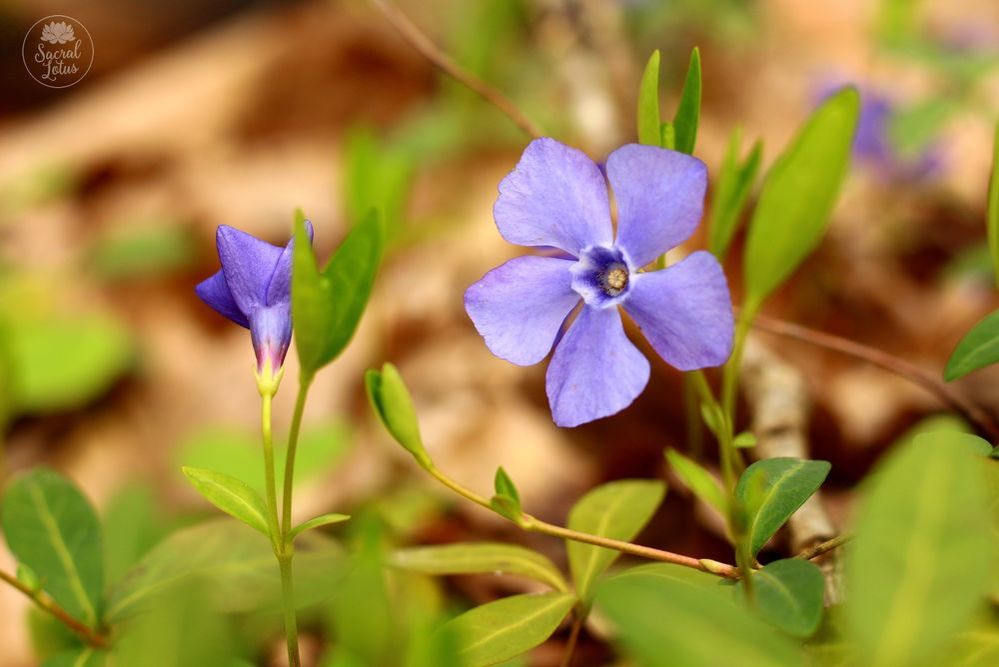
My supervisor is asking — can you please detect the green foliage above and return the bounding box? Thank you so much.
[735,458,831,557]
[86,221,196,281]
[181,467,270,537]
[944,309,999,381]
[636,47,700,154]
[343,127,415,240]
[742,558,825,638]
[41,649,106,667]
[567,479,665,601]
[289,513,350,541]
[490,466,523,523]
[989,119,999,288]
[293,209,384,377]
[442,592,575,667]
[672,47,702,154]
[102,484,167,587]
[844,431,993,667]
[637,51,662,146]
[665,448,727,515]
[597,563,801,666]
[743,87,859,310]
[365,363,432,469]
[708,128,763,258]
[2,468,104,627]
[391,542,568,592]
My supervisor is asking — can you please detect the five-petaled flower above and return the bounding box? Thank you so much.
[196,223,313,375]
[465,138,734,427]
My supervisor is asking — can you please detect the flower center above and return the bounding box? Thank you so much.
[569,245,633,308]
[603,267,629,294]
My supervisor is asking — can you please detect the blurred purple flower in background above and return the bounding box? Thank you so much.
[465,138,733,427]
[196,223,313,373]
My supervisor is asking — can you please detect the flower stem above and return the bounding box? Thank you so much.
[560,608,585,667]
[0,569,108,649]
[260,389,282,551]
[277,552,300,667]
[281,374,313,538]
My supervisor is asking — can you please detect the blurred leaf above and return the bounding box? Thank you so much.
[744,87,859,309]
[733,431,759,448]
[2,468,103,627]
[660,122,676,150]
[637,50,661,146]
[740,558,824,638]
[567,479,666,601]
[735,458,831,557]
[989,119,999,289]
[673,47,702,155]
[102,483,166,586]
[87,222,195,281]
[709,129,763,258]
[293,209,383,377]
[181,467,270,536]
[28,606,80,661]
[944,309,999,381]
[391,542,568,592]
[7,312,133,414]
[845,432,993,666]
[365,363,431,469]
[886,98,953,159]
[343,128,414,238]
[665,448,727,515]
[443,592,575,667]
[41,649,106,667]
[597,563,800,666]
[289,513,350,541]
[913,430,992,456]
[949,621,999,666]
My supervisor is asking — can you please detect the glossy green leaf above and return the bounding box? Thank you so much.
[289,512,350,541]
[744,87,859,309]
[567,479,665,600]
[444,592,575,667]
[709,129,763,258]
[365,363,432,469]
[293,209,383,376]
[845,431,993,667]
[672,47,702,154]
[597,564,801,667]
[741,558,825,638]
[944,308,999,381]
[989,119,999,288]
[637,50,661,146]
[665,448,727,515]
[391,542,568,592]
[181,467,269,536]
[2,468,103,627]
[735,458,831,557]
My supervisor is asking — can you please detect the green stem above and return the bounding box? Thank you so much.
[560,607,585,667]
[281,374,313,538]
[278,553,301,667]
[260,390,282,550]
[0,569,108,649]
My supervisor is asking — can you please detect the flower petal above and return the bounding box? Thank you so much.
[607,144,708,268]
[494,138,613,255]
[624,251,734,370]
[266,220,314,307]
[465,255,580,366]
[546,306,650,427]
[195,270,249,328]
[216,225,284,314]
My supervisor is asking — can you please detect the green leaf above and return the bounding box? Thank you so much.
[343,126,414,237]
[2,468,103,627]
[735,458,831,557]
[597,564,801,667]
[637,50,661,146]
[949,623,999,666]
[845,431,994,667]
[709,129,763,258]
[733,431,759,448]
[664,448,727,515]
[913,430,992,457]
[391,542,568,592]
[87,221,195,281]
[443,592,575,667]
[181,467,269,537]
[672,47,702,154]
[989,119,999,289]
[660,122,676,150]
[741,558,825,638]
[42,649,106,667]
[293,209,384,376]
[490,466,523,523]
[944,308,999,381]
[744,87,859,309]
[365,363,432,468]
[567,479,666,600]
[289,512,350,541]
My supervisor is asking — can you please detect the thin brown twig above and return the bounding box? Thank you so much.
[370,0,544,139]
[0,569,109,649]
[748,311,999,441]
[560,608,585,667]
[797,534,852,561]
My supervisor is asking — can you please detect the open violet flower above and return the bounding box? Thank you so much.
[196,222,313,374]
[465,138,734,427]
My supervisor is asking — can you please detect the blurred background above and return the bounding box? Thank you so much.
[0,0,998,665]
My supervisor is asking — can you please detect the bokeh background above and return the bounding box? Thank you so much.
[1,0,998,665]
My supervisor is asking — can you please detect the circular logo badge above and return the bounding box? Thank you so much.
[22,15,94,89]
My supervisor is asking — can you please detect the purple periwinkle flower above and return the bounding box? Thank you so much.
[196,223,313,373]
[465,138,734,427]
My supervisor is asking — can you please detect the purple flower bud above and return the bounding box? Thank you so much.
[196,222,313,373]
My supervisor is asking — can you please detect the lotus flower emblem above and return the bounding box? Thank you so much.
[41,21,75,45]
